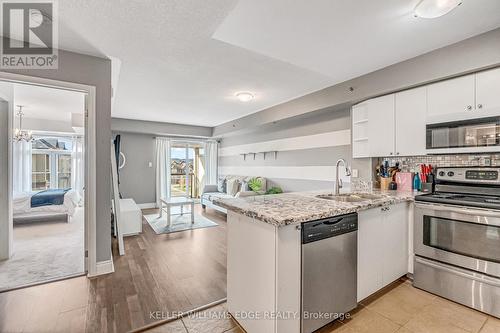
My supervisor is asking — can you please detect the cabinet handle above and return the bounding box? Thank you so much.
[396,152,400,155]
[466,105,473,111]
[389,152,393,155]
[478,104,483,109]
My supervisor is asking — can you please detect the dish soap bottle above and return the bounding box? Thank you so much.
[413,172,421,191]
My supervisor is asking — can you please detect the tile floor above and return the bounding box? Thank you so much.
[145,278,500,333]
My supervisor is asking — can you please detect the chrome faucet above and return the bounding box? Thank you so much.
[335,158,351,195]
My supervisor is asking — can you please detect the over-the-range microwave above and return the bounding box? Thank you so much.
[426,116,500,154]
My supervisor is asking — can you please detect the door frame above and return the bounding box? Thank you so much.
[0,71,98,277]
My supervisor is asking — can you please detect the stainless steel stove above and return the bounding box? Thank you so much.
[413,166,500,318]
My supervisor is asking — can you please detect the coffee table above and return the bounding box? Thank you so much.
[159,197,195,228]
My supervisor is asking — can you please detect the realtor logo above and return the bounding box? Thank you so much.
[0,0,58,69]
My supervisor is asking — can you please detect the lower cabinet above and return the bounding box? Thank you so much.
[357,203,409,302]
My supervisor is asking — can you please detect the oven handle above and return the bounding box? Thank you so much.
[415,203,500,219]
[416,257,500,287]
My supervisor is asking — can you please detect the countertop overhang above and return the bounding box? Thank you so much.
[214,190,417,227]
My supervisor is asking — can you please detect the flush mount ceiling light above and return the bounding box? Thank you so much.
[235,92,254,102]
[414,0,462,18]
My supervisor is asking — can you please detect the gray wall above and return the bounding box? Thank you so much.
[112,118,212,137]
[112,118,213,205]
[219,108,371,192]
[214,27,500,137]
[3,42,112,262]
[113,132,156,204]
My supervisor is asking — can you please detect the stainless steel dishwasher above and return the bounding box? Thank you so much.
[301,212,358,333]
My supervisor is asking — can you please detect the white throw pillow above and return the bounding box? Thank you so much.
[226,178,240,196]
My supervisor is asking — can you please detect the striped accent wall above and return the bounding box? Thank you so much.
[218,108,371,192]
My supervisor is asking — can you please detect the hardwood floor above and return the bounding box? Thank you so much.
[0,205,227,333]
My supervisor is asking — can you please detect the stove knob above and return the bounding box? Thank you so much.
[447,171,455,177]
[439,171,445,177]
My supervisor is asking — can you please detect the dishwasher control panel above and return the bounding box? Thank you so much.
[302,213,358,244]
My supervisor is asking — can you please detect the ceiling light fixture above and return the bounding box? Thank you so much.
[414,0,462,19]
[13,105,33,142]
[235,92,254,102]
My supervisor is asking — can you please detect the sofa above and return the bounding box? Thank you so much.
[201,175,267,213]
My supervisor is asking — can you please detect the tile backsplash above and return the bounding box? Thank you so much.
[375,154,500,172]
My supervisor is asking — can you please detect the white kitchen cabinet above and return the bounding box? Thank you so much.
[352,94,395,158]
[476,67,500,116]
[367,94,395,157]
[427,75,475,123]
[395,87,427,156]
[357,207,384,301]
[382,203,409,285]
[357,203,409,302]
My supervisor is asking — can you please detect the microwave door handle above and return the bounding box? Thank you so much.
[415,203,500,219]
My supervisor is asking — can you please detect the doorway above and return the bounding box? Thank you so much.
[170,141,205,199]
[0,79,92,291]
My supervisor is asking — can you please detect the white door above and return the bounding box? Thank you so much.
[357,207,384,302]
[427,75,475,123]
[367,94,395,157]
[382,203,409,286]
[395,87,427,156]
[475,67,500,116]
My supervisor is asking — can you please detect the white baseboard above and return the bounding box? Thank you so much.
[137,202,157,209]
[89,259,115,277]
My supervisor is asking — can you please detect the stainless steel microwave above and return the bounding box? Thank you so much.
[426,117,500,154]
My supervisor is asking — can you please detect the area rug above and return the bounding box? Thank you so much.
[144,208,218,235]
[0,208,85,291]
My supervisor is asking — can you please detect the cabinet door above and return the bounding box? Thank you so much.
[427,75,475,122]
[395,87,427,156]
[357,207,384,302]
[367,94,395,157]
[476,67,500,116]
[382,203,409,286]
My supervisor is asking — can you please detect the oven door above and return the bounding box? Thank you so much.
[415,203,500,278]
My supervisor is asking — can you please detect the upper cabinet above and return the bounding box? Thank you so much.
[395,87,427,156]
[367,95,395,157]
[352,67,500,158]
[476,67,500,115]
[352,87,426,158]
[427,75,475,123]
[427,68,500,123]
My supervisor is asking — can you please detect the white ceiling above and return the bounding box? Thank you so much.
[14,84,85,121]
[213,0,500,83]
[55,0,500,127]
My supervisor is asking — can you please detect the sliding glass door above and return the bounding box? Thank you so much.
[170,142,205,199]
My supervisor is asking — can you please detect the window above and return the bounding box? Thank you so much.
[32,154,50,191]
[31,136,73,191]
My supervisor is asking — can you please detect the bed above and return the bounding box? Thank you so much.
[13,190,79,222]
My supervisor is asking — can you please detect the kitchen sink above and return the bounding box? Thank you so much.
[316,194,365,202]
[316,193,387,202]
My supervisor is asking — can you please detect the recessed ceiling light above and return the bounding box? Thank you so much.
[235,92,254,102]
[414,0,462,19]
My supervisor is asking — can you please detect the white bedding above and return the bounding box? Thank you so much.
[13,190,78,217]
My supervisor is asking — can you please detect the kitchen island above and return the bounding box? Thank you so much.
[214,190,416,333]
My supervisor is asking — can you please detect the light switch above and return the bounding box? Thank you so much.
[148,162,153,168]
[351,169,359,178]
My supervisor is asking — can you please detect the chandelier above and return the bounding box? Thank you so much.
[13,105,33,142]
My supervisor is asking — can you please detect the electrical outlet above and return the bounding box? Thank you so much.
[351,169,359,178]
[148,162,153,168]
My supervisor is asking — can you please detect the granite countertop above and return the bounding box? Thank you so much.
[213,190,418,227]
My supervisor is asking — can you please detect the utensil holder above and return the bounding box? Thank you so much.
[380,177,392,191]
